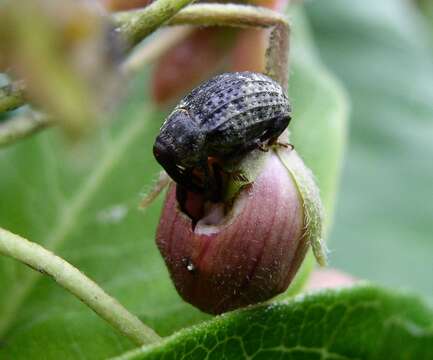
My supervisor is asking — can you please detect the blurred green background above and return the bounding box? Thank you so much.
[305,0,433,301]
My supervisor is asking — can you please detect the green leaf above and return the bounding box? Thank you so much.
[0,7,347,360]
[0,73,207,359]
[305,0,433,299]
[112,285,433,360]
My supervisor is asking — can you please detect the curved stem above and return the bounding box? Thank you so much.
[0,81,26,113]
[114,0,196,49]
[0,110,52,147]
[168,4,289,90]
[0,227,161,346]
[115,3,290,90]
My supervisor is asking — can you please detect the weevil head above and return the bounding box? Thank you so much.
[154,109,205,187]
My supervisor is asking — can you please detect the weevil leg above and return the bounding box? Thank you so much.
[256,139,270,152]
[212,161,226,200]
[218,160,249,183]
[200,157,215,199]
[256,140,294,152]
[201,157,228,201]
[140,171,172,209]
[274,141,294,150]
[268,134,294,151]
[230,170,249,182]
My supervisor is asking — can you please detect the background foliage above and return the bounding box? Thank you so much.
[306,0,433,301]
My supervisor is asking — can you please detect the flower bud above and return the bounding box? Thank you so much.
[156,149,323,314]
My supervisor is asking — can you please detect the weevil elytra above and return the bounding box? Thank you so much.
[153,71,291,198]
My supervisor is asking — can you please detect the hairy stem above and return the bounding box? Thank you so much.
[0,227,161,345]
[0,110,52,147]
[169,4,289,89]
[115,4,290,89]
[114,0,196,49]
[0,81,26,113]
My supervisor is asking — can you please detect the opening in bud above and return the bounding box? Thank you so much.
[156,150,312,314]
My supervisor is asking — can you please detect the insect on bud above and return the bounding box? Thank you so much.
[156,148,322,314]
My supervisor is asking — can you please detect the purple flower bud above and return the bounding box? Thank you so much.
[156,150,320,314]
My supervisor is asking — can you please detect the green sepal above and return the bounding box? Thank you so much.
[277,146,328,266]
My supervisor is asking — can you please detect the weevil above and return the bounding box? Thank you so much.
[153,71,291,198]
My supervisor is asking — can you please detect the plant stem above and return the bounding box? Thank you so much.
[0,81,26,113]
[0,227,161,346]
[0,110,51,147]
[115,4,290,90]
[114,0,196,49]
[169,4,290,90]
